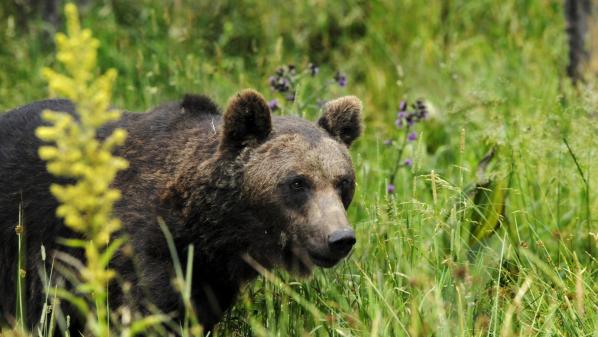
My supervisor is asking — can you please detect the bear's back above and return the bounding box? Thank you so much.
[0,99,78,232]
[0,95,223,328]
[0,99,80,326]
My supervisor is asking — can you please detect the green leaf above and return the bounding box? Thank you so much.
[99,237,127,268]
[52,288,90,316]
[57,238,87,248]
[468,177,509,246]
[124,314,170,337]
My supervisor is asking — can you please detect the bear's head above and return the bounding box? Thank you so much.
[218,89,362,275]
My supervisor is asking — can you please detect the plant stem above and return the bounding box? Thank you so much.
[388,133,408,185]
[563,137,593,256]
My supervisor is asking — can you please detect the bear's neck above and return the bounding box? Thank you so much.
[162,152,263,284]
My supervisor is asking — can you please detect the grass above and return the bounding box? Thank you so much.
[1,0,597,336]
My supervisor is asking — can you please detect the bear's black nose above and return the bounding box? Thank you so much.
[328,229,356,256]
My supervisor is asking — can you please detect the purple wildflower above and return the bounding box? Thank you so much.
[268,99,279,111]
[399,100,407,111]
[408,131,417,141]
[334,71,347,87]
[414,99,428,119]
[404,158,413,167]
[268,76,277,87]
[387,183,395,194]
[395,118,403,128]
[384,139,393,146]
[269,75,290,93]
[268,66,296,93]
[285,92,295,102]
[395,100,428,128]
[278,78,291,92]
[338,77,347,87]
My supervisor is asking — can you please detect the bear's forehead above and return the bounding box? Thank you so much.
[247,125,352,184]
[271,115,326,144]
[270,117,350,160]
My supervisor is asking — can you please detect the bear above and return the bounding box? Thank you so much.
[0,89,362,334]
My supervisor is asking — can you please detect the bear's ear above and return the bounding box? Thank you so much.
[317,96,363,147]
[221,89,272,151]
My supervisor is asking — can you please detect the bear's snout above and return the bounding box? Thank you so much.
[327,228,356,256]
[300,190,357,268]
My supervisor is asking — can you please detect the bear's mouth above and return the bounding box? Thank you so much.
[307,252,340,268]
[281,245,342,275]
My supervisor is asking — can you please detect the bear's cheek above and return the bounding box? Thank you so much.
[279,238,315,274]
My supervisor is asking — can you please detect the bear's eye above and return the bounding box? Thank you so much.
[290,177,308,191]
[337,177,355,209]
[338,178,353,189]
[340,178,350,188]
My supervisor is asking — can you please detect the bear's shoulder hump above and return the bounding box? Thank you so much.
[181,94,220,115]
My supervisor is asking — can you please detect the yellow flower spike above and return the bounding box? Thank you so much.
[56,51,74,65]
[55,33,67,45]
[35,127,58,141]
[40,110,62,122]
[36,5,127,335]
[108,188,121,198]
[104,68,117,82]
[64,4,80,37]
[65,214,84,230]
[47,163,63,175]
[38,146,59,160]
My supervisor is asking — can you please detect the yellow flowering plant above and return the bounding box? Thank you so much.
[34,4,130,337]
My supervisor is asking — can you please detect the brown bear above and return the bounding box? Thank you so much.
[0,89,362,333]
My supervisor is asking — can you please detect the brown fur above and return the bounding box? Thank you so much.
[318,96,362,146]
[0,89,363,333]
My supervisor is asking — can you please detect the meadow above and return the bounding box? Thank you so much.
[0,1,597,336]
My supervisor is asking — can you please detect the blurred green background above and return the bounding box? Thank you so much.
[1,1,596,336]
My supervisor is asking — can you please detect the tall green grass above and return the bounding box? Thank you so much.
[1,1,596,336]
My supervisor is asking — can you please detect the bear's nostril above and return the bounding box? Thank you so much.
[327,229,356,255]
